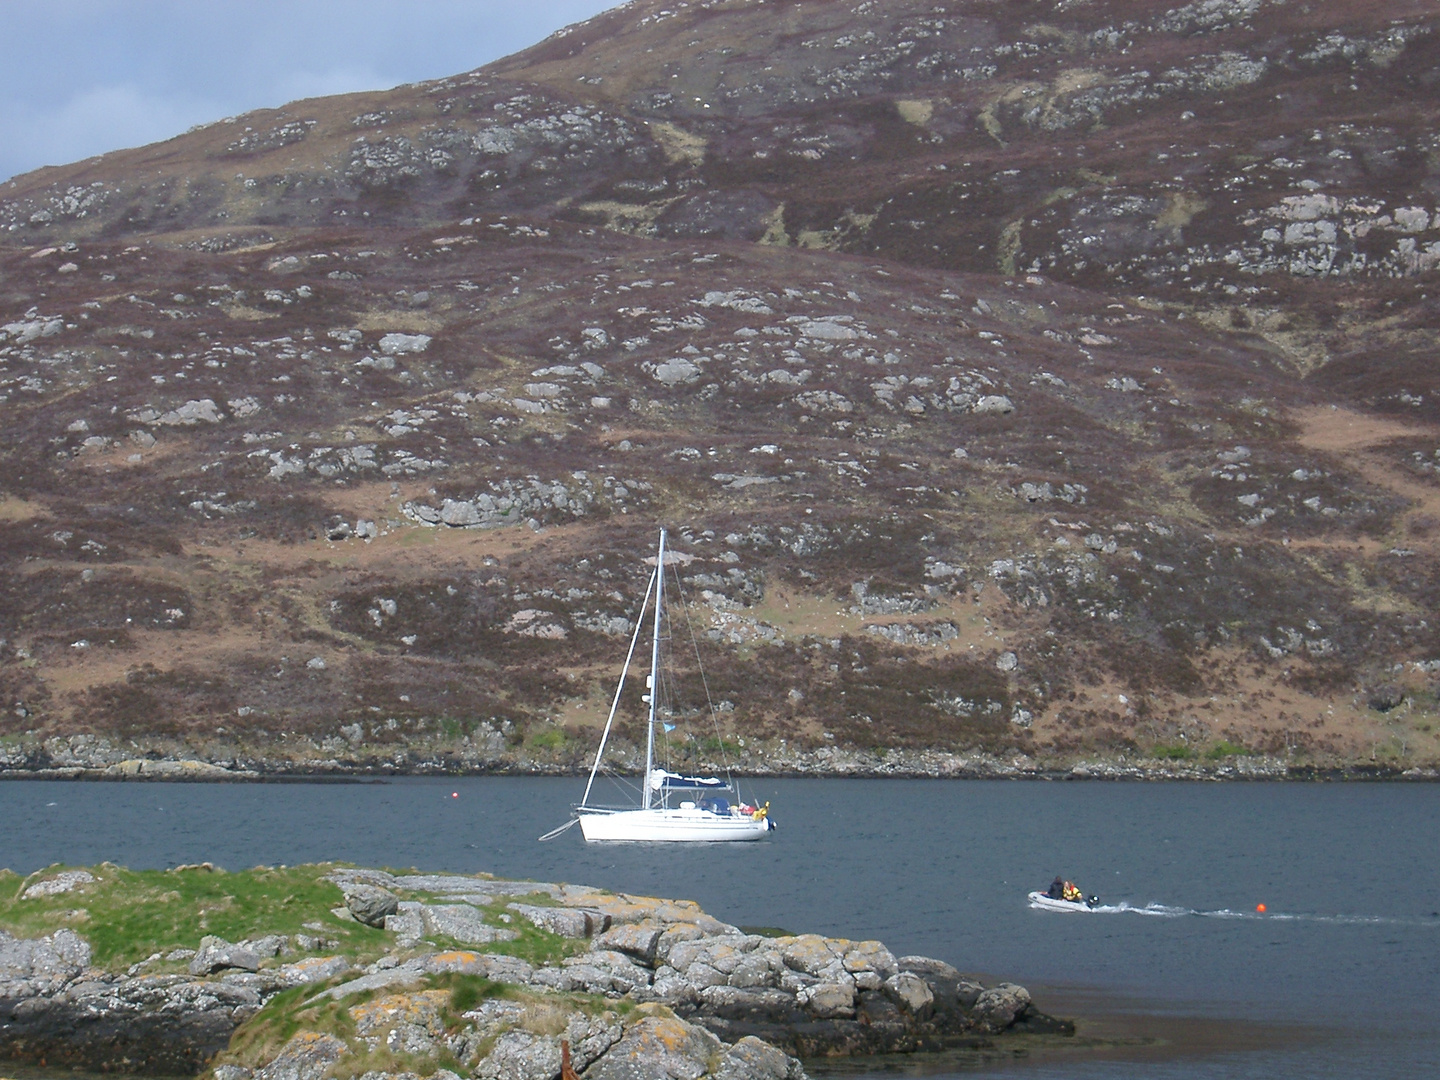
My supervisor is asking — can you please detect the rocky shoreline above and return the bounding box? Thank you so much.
[3,734,1437,783]
[1,864,1070,1080]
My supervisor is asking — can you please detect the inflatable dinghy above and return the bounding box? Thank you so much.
[1028,890,1100,911]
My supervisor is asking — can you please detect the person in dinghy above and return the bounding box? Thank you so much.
[1046,875,1099,908]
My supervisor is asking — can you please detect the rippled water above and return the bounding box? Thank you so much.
[1,777,1436,1078]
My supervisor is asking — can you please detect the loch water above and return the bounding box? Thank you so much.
[1,777,1436,1078]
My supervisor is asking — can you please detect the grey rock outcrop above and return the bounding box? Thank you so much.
[253,1032,348,1080]
[596,924,663,966]
[190,937,261,975]
[0,927,91,992]
[714,1036,808,1080]
[21,871,95,898]
[418,903,518,945]
[0,869,1065,1076]
[343,884,400,927]
[972,983,1032,1030]
[0,928,261,1073]
[882,972,934,1017]
[507,903,609,938]
[583,1013,726,1080]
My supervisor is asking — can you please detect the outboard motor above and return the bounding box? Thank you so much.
[1086,895,1100,909]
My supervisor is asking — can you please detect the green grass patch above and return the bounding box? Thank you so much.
[438,972,505,1014]
[1205,740,1251,760]
[1151,743,1193,761]
[697,736,743,757]
[739,925,795,938]
[0,863,388,968]
[459,896,587,969]
[224,983,357,1067]
[527,729,565,751]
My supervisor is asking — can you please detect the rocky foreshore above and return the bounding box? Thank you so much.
[3,734,1435,783]
[0,864,1068,1080]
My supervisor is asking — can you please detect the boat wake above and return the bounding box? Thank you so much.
[1028,893,1439,926]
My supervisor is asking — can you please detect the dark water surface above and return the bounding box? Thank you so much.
[1,777,1436,1078]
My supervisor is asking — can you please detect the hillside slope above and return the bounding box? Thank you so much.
[2,0,1439,776]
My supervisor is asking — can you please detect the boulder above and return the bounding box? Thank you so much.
[881,972,933,1016]
[508,902,609,937]
[714,1035,808,1080]
[253,1031,348,1080]
[728,951,782,989]
[417,951,534,985]
[972,394,1015,415]
[21,870,95,898]
[475,1029,563,1080]
[656,922,706,960]
[419,904,518,945]
[583,1013,723,1080]
[343,884,400,927]
[348,989,449,1053]
[684,961,729,990]
[954,978,985,1010]
[0,927,91,992]
[565,1010,626,1071]
[797,981,855,1019]
[475,1009,622,1080]
[422,949,488,975]
[378,332,432,355]
[896,954,978,1009]
[778,935,838,976]
[973,982,1032,1029]
[570,949,650,992]
[841,940,897,981]
[190,936,261,975]
[649,965,696,1005]
[242,935,289,958]
[276,956,351,987]
[596,924,663,966]
[855,989,903,1026]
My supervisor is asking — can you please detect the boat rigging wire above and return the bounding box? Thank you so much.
[669,565,738,786]
[580,565,657,809]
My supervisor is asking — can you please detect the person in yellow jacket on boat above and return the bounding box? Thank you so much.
[1047,875,1085,902]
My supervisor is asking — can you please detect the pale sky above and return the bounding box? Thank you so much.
[0,1,620,182]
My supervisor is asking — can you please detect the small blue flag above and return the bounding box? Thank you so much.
[663,722,676,732]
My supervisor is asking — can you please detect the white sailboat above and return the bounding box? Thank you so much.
[572,528,774,842]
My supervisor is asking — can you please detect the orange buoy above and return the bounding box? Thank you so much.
[451,792,459,798]
[1256,903,1267,913]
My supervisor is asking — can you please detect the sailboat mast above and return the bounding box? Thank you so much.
[643,528,665,810]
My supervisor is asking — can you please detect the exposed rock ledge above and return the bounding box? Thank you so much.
[0,866,1071,1079]
[5,735,1435,782]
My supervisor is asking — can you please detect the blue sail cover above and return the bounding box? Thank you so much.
[651,769,728,789]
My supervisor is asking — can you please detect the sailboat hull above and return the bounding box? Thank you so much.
[578,807,772,842]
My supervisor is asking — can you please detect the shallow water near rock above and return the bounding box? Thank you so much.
[1,777,1436,1078]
